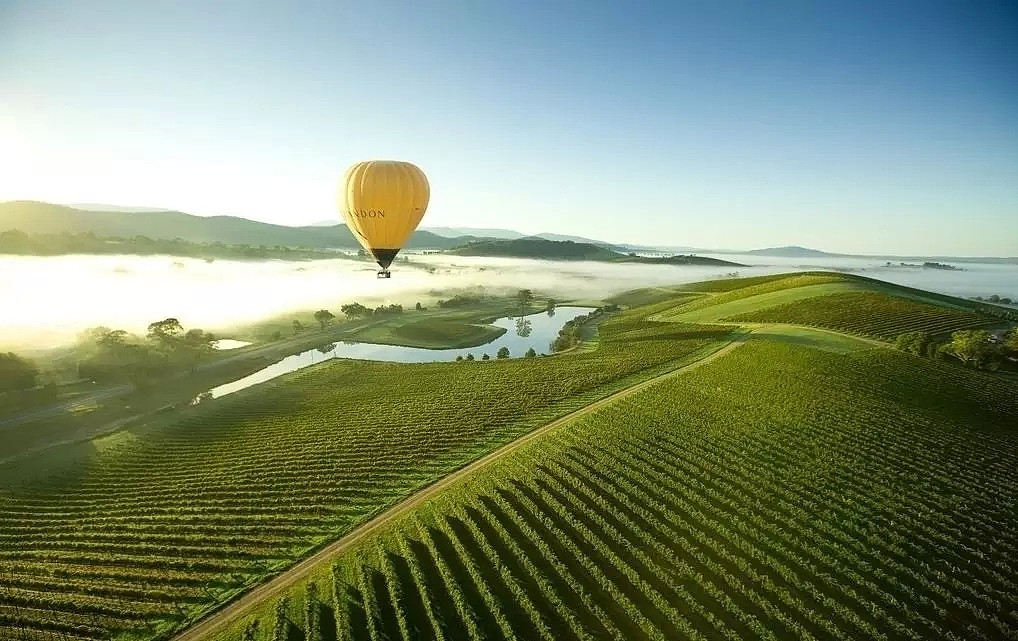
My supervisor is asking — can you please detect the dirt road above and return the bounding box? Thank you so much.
[170,333,749,641]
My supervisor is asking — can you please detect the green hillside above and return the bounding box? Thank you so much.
[0,303,733,641]
[2,272,1016,641]
[730,290,997,339]
[654,272,1011,333]
[0,201,469,250]
[448,237,743,265]
[242,340,1017,641]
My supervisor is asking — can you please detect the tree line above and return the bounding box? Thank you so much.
[78,319,217,386]
[895,327,1018,371]
[0,229,337,261]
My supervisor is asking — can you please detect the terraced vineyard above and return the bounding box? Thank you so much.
[729,290,998,339]
[0,302,733,641]
[224,341,1018,641]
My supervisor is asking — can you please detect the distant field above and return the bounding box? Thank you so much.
[730,290,998,339]
[607,287,702,309]
[0,298,733,641]
[220,340,1018,641]
[365,319,505,348]
[654,272,1001,340]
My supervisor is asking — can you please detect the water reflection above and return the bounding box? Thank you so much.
[514,317,533,337]
[196,306,593,402]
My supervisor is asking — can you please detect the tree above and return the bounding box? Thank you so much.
[893,331,932,356]
[415,302,423,311]
[340,303,371,319]
[999,328,1018,361]
[465,353,474,361]
[0,352,38,392]
[516,289,534,312]
[80,333,164,388]
[481,353,490,360]
[514,317,533,337]
[314,309,335,330]
[97,329,130,350]
[292,320,304,334]
[147,318,184,348]
[940,330,990,367]
[525,347,537,358]
[455,355,463,361]
[270,330,282,341]
[497,346,510,359]
[546,298,556,317]
[181,328,216,370]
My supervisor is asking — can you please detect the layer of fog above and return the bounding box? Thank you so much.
[3,253,1016,350]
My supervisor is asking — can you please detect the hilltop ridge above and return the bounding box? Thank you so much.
[0,201,468,250]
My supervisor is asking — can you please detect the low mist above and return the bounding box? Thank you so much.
[4,253,1016,351]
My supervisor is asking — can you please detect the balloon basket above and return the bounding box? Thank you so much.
[377,269,391,279]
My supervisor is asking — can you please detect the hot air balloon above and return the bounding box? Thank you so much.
[339,160,430,278]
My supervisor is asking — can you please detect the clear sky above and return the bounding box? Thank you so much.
[2,1,1017,255]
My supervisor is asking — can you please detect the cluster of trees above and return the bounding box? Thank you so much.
[549,304,619,352]
[455,345,534,362]
[895,328,1018,370]
[0,352,39,393]
[972,294,1014,305]
[374,304,404,316]
[0,229,335,260]
[79,318,217,386]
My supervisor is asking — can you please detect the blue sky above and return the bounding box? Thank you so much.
[2,0,1016,254]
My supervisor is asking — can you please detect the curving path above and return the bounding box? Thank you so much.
[170,332,750,641]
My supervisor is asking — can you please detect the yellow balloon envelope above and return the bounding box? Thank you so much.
[339,160,430,273]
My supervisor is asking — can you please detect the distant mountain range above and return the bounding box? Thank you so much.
[448,238,744,266]
[70,203,173,213]
[424,226,618,247]
[423,226,523,240]
[2,202,1014,263]
[0,201,472,250]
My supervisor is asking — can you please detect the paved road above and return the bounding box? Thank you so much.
[169,333,749,641]
[0,384,132,429]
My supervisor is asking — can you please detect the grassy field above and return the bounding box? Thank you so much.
[653,272,1001,341]
[0,299,734,641]
[729,290,998,339]
[344,316,509,349]
[218,340,1018,641]
[0,296,549,462]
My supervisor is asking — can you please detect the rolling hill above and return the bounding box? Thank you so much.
[744,245,834,257]
[0,201,468,250]
[447,237,744,265]
[423,226,525,240]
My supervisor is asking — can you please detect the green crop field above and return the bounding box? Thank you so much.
[0,301,733,641]
[653,272,1001,341]
[220,340,1018,641]
[728,290,998,339]
[2,271,1015,641]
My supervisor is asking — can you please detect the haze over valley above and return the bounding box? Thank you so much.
[2,3,1016,641]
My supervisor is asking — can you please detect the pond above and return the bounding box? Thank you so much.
[195,306,593,402]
